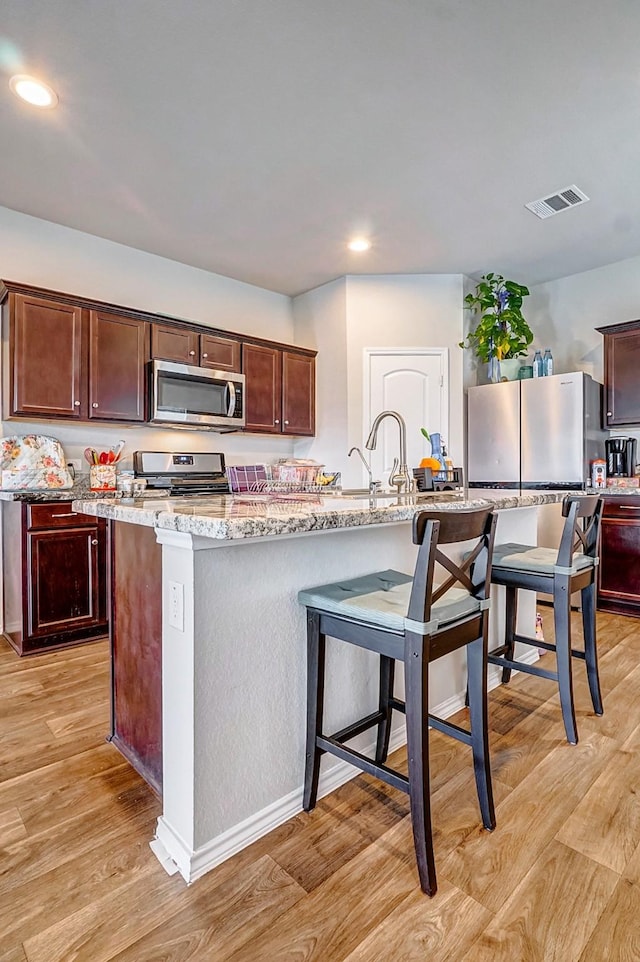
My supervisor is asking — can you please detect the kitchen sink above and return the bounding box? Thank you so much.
[337,488,400,498]
[333,488,465,501]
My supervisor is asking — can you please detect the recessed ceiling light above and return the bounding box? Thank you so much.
[347,238,371,253]
[9,74,58,108]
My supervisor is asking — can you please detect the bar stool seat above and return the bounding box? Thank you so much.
[298,507,497,897]
[488,495,603,745]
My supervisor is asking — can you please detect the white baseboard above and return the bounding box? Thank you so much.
[152,647,542,884]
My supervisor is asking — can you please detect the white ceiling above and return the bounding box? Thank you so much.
[1,0,639,296]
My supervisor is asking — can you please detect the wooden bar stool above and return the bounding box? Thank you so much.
[488,495,603,744]
[298,507,497,896]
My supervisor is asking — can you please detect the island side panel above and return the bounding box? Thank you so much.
[110,520,163,795]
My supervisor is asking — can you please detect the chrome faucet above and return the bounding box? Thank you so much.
[365,410,414,495]
[348,446,381,496]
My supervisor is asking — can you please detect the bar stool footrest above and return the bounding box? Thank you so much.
[331,710,385,745]
[316,735,410,794]
[488,654,559,683]
[428,713,472,747]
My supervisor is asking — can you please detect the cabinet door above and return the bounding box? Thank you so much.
[200,333,241,371]
[27,524,107,637]
[11,293,84,418]
[151,323,199,363]
[603,327,640,426]
[89,311,149,421]
[598,504,640,616]
[282,351,315,436]
[243,343,282,432]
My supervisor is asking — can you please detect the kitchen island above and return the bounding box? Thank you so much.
[74,488,571,883]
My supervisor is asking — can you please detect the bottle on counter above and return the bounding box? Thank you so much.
[532,349,543,378]
[543,348,554,376]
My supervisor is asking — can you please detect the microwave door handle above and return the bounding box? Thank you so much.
[226,381,236,417]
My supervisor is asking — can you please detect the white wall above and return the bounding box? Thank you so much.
[527,253,640,452]
[0,205,297,469]
[293,273,465,489]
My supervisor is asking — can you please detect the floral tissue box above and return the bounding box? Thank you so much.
[1,435,74,490]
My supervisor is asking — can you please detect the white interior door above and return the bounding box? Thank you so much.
[364,349,448,486]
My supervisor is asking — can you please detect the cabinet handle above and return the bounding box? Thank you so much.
[202,353,208,358]
[92,402,99,408]
[51,512,77,518]
[274,419,280,425]
[619,505,640,510]
[74,400,80,407]
[91,539,99,545]
[189,350,196,356]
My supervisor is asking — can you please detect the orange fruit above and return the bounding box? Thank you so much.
[419,457,442,471]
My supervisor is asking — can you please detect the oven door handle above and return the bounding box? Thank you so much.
[226,381,237,418]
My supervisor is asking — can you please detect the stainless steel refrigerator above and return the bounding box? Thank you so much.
[467,372,605,489]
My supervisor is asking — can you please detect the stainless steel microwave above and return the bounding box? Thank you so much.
[151,360,245,430]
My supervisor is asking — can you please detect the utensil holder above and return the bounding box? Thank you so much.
[90,464,117,491]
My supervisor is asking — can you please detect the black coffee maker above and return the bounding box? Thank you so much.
[605,437,637,477]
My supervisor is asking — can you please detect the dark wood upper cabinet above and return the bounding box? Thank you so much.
[282,350,316,436]
[2,280,315,434]
[151,323,199,364]
[597,319,640,426]
[89,311,148,421]
[10,292,84,418]
[243,343,282,432]
[151,322,241,371]
[243,343,315,436]
[200,333,241,371]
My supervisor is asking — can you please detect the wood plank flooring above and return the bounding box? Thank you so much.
[2,610,640,960]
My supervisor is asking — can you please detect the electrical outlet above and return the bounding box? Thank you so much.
[67,459,83,474]
[169,581,184,631]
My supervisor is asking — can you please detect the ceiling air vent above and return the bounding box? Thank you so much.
[525,185,590,219]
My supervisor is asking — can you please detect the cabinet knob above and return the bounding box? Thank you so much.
[274,419,280,425]
[607,411,612,417]
[74,400,80,407]
[91,539,98,545]
[189,350,196,356]
[202,353,208,358]
[284,420,289,425]
[92,402,99,408]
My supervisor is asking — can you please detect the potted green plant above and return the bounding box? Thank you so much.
[460,273,533,381]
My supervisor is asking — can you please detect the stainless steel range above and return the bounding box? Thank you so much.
[133,451,229,496]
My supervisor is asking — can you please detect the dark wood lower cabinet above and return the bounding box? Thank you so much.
[110,521,163,795]
[2,501,109,655]
[598,498,640,617]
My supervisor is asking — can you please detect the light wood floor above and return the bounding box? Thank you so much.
[2,609,640,961]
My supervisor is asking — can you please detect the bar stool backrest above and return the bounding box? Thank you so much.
[558,495,603,567]
[409,508,497,631]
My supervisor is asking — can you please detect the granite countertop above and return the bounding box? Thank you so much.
[71,489,575,542]
[0,476,170,503]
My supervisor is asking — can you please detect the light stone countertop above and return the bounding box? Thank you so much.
[71,488,580,542]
